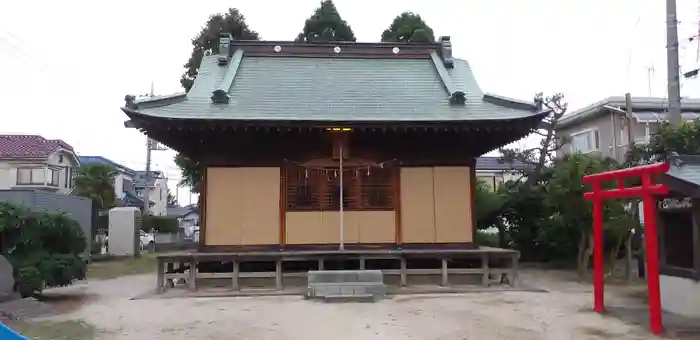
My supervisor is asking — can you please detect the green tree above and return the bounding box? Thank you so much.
[174,153,202,194]
[176,8,261,190]
[180,8,261,92]
[296,0,356,42]
[545,154,634,275]
[73,164,117,210]
[381,12,435,43]
[625,119,700,165]
[167,191,178,207]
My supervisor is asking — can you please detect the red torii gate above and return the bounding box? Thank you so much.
[583,161,670,335]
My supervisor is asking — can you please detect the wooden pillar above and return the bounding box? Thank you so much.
[359,257,366,270]
[481,253,489,286]
[692,200,700,275]
[275,260,283,290]
[156,258,165,293]
[441,258,449,286]
[400,257,407,286]
[188,257,197,291]
[232,260,240,291]
[318,259,325,270]
[166,262,175,288]
[469,164,478,245]
[198,166,208,251]
[279,164,287,249]
[394,165,402,245]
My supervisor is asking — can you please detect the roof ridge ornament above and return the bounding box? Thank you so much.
[430,52,465,105]
[211,49,245,104]
[218,33,233,66]
[439,36,454,69]
[124,95,137,109]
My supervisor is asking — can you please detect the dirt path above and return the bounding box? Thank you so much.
[39,270,662,340]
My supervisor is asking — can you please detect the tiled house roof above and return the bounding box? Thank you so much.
[78,156,137,176]
[134,171,163,188]
[475,156,528,171]
[665,155,700,197]
[0,135,74,160]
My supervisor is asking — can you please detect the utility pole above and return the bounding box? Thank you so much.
[625,93,645,280]
[143,137,152,216]
[667,0,683,127]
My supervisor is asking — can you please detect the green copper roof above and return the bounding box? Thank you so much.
[125,42,542,123]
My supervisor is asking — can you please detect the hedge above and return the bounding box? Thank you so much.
[0,201,86,297]
[142,216,179,233]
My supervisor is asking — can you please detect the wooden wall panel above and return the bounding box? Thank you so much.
[205,167,243,246]
[358,211,395,243]
[241,167,280,245]
[285,212,323,244]
[399,167,436,243]
[433,166,473,243]
[322,212,341,244]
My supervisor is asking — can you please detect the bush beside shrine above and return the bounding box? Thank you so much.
[0,201,87,297]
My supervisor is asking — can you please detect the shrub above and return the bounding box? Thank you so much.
[142,216,179,233]
[0,202,86,297]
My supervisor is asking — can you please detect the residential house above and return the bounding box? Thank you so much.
[475,156,527,191]
[166,204,199,228]
[0,135,80,194]
[134,170,168,216]
[556,96,700,162]
[78,156,150,209]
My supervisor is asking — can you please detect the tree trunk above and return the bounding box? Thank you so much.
[579,232,593,279]
[624,231,633,281]
[495,219,507,248]
[577,229,588,277]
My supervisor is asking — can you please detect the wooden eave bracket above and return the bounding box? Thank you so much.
[430,52,465,106]
[211,49,245,104]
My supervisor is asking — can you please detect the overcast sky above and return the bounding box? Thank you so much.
[1,0,699,204]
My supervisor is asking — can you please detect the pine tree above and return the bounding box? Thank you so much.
[296,0,356,43]
[381,12,435,43]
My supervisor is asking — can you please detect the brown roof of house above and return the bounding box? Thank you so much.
[0,135,74,160]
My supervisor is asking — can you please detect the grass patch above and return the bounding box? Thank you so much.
[6,319,97,340]
[87,253,157,280]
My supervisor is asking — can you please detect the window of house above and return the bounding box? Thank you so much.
[48,168,60,186]
[64,168,69,188]
[285,164,395,211]
[16,167,46,185]
[58,155,64,163]
[571,129,600,153]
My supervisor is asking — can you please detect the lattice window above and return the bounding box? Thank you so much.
[285,162,394,211]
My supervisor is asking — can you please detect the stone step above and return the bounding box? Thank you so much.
[323,294,379,303]
[306,270,386,301]
[307,282,386,298]
[307,270,383,284]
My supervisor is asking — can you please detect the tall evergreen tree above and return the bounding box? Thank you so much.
[176,8,260,193]
[296,0,356,43]
[180,8,260,92]
[381,12,435,43]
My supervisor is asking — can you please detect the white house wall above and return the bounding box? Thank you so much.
[147,177,168,216]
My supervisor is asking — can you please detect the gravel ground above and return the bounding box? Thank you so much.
[28,270,677,340]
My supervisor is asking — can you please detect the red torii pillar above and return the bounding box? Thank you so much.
[582,161,670,335]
